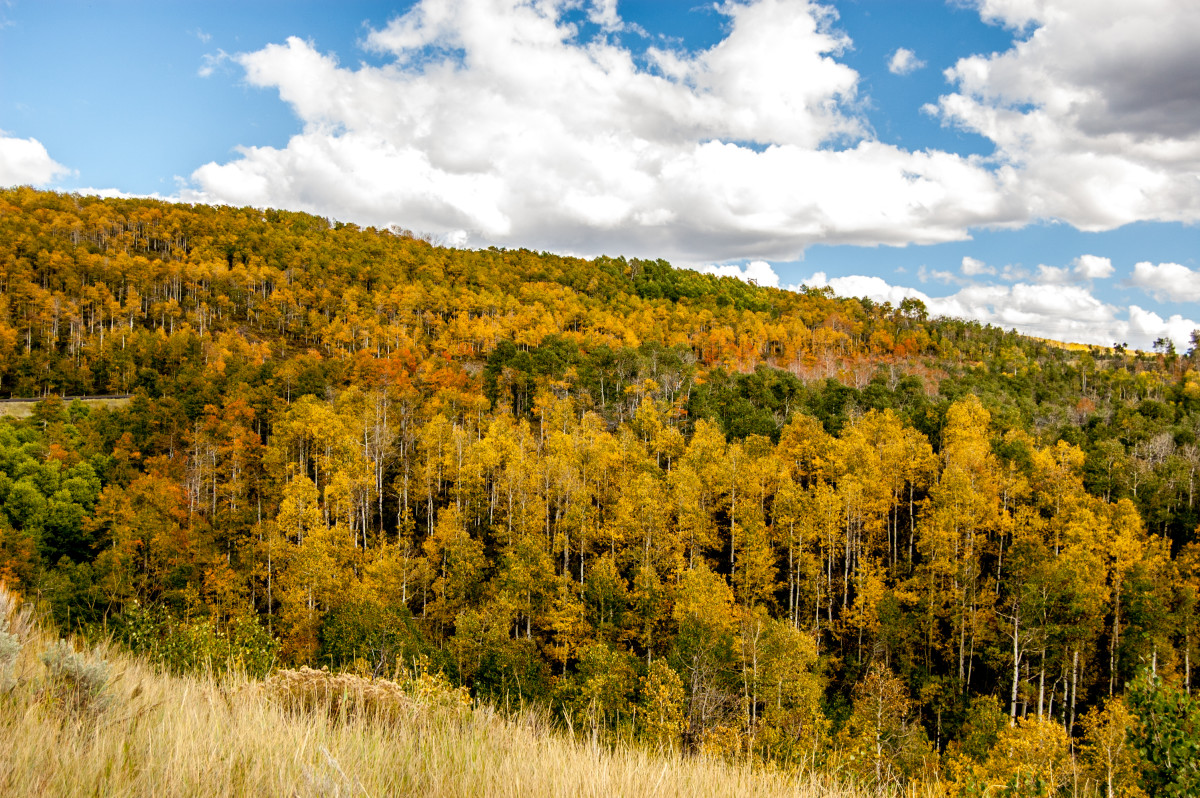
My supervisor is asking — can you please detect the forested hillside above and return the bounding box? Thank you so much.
[3,188,1200,795]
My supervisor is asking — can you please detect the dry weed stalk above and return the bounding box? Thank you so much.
[263,667,415,724]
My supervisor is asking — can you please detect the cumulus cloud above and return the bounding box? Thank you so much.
[177,0,1200,279]
[1130,261,1200,302]
[968,0,1045,30]
[887,47,925,75]
[182,0,1021,262]
[1034,255,1111,284]
[70,186,174,201]
[962,253,1109,286]
[587,0,621,31]
[961,255,995,276]
[800,271,914,303]
[1033,264,1074,284]
[0,133,70,187]
[936,0,1200,230]
[697,260,781,287]
[1072,254,1114,280]
[1000,264,1031,281]
[961,255,1037,281]
[1128,305,1199,349]
[798,270,1198,351]
[919,264,957,284]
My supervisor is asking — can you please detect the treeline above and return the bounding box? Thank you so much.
[2,189,1200,795]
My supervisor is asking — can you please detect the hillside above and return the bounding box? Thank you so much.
[2,189,1200,795]
[0,586,884,798]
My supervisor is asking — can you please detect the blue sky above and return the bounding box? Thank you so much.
[2,0,1199,350]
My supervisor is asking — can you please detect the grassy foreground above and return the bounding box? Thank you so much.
[0,591,894,798]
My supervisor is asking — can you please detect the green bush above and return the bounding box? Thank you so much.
[116,603,278,678]
[1128,669,1200,797]
[40,639,110,713]
[318,599,427,676]
[0,586,26,692]
[0,627,19,692]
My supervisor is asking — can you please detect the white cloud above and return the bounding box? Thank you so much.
[968,0,1046,30]
[1072,254,1114,280]
[937,0,1200,230]
[960,256,1032,281]
[798,271,930,310]
[1034,264,1072,284]
[1128,305,1199,350]
[198,50,230,78]
[1130,261,1200,302]
[697,260,781,287]
[797,270,1198,350]
[0,132,70,187]
[918,264,957,284]
[70,186,174,201]
[961,255,995,275]
[999,263,1030,281]
[587,0,621,31]
[182,0,1022,262]
[177,0,1200,269]
[963,253,1108,285]
[888,47,925,75]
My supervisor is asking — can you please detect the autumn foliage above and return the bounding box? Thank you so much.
[3,190,1200,794]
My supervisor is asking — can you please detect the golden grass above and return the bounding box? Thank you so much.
[0,592,896,798]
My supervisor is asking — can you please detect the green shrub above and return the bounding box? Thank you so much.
[318,599,427,676]
[1128,669,1200,797]
[0,628,19,692]
[116,603,278,678]
[40,639,111,713]
[0,585,27,692]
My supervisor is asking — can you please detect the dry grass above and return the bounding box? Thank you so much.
[0,588,896,797]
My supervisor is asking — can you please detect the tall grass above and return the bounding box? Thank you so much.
[0,586,900,797]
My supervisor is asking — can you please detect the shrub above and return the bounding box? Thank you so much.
[0,626,19,693]
[40,639,111,713]
[116,603,278,678]
[317,599,427,676]
[0,583,30,692]
[261,663,469,726]
[639,659,685,750]
[1127,670,1200,797]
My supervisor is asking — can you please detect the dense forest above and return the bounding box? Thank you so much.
[3,188,1200,795]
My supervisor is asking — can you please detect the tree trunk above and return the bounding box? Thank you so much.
[1110,591,1121,695]
[1038,653,1046,718]
[1070,649,1078,734]
[1010,606,1022,725]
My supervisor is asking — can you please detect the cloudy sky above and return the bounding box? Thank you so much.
[2,0,1198,350]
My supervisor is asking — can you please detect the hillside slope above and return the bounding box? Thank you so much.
[1,190,1199,795]
[0,588,881,798]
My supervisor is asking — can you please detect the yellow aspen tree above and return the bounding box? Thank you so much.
[777,413,836,487]
[1108,498,1147,694]
[640,658,686,751]
[923,395,1000,690]
[1080,696,1147,798]
[421,505,485,637]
